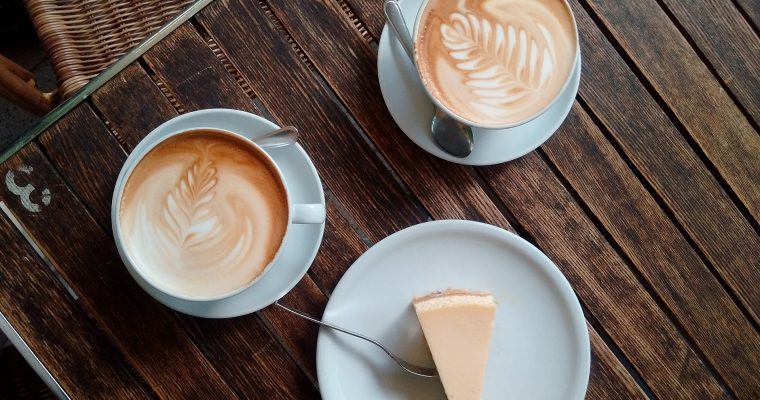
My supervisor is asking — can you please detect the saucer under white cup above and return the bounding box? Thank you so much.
[378,0,582,166]
[113,109,325,318]
[317,220,590,399]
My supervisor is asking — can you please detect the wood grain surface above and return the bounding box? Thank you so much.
[0,210,148,399]
[0,0,758,398]
[657,0,760,126]
[543,104,760,398]
[579,0,760,222]
[481,151,730,399]
[733,0,760,30]
[571,2,760,324]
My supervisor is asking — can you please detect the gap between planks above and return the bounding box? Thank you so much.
[573,0,760,230]
[533,146,740,399]
[729,0,760,40]
[650,0,760,135]
[575,96,760,331]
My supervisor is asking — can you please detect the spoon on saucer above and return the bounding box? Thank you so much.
[254,125,299,149]
[384,0,474,158]
[275,301,438,378]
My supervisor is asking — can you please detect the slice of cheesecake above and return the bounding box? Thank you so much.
[413,289,496,400]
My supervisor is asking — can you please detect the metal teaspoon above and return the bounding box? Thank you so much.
[384,0,474,158]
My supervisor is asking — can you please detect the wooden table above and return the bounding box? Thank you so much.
[1,0,759,398]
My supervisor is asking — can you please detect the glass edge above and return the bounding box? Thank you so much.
[0,0,215,165]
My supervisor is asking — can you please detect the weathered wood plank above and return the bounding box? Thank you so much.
[586,326,647,400]
[0,211,148,399]
[481,152,730,399]
[258,279,325,382]
[47,96,319,396]
[91,63,179,149]
[547,103,760,396]
[572,2,760,324]
[142,24,261,115]
[37,104,126,225]
[340,0,384,41]
[578,0,760,221]
[198,1,434,242]
[733,0,760,32]
[0,137,239,399]
[307,200,369,295]
[180,312,320,399]
[656,0,760,125]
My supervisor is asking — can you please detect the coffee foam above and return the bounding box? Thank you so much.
[119,130,289,298]
[416,0,577,126]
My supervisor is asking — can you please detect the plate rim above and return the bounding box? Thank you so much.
[316,220,590,399]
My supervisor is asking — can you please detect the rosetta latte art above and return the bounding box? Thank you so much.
[440,13,555,114]
[137,159,255,271]
[416,0,577,126]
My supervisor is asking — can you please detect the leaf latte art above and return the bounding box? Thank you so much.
[146,160,255,271]
[416,0,577,126]
[119,131,289,298]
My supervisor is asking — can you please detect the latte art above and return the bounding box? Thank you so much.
[416,0,577,126]
[119,131,288,298]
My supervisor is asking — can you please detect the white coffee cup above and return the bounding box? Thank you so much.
[111,127,325,302]
[409,0,580,130]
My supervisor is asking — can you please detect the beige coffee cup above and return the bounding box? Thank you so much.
[411,0,579,130]
[111,128,325,301]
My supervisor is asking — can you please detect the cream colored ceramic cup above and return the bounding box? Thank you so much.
[112,128,325,301]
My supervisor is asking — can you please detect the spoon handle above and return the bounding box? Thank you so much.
[274,301,438,377]
[384,1,415,62]
[275,301,385,348]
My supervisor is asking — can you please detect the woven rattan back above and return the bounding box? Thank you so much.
[25,0,193,98]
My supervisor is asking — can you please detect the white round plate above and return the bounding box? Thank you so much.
[119,109,325,318]
[378,0,582,166]
[317,220,589,399]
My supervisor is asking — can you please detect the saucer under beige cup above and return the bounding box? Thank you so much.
[379,0,582,165]
[112,126,325,302]
[411,0,579,130]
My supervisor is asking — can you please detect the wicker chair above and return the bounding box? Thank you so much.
[0,0,193,115]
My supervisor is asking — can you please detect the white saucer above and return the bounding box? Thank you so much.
[317,220,589,399]
[378,0,582,166]
[119,109,325,318]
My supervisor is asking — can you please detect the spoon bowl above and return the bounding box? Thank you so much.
[254,126,299,149]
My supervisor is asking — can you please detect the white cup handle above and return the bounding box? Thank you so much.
[292,204,326,224]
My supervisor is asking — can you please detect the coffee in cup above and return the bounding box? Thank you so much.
[413,0,578,128]
[115,128,323,300]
